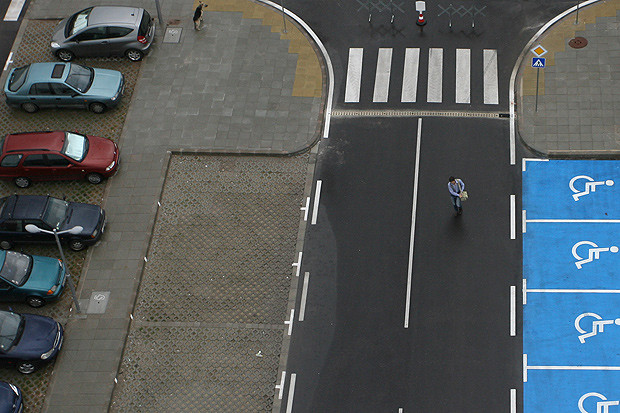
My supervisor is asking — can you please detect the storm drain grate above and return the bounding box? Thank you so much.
[330,109,508,118]
[163,26,182,43]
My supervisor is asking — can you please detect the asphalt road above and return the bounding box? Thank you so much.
[0,0,28,72]
[281,0,573,411]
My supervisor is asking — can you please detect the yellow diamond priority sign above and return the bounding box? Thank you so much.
[531,45,548,57]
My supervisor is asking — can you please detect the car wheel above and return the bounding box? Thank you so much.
[17,362,37,374]
[89,102,106,114]
[86,173,103,184]
[0,241,12,250]
[26,296,45,308]
[69,239,86,251]
[56,49,74,62]
[21,102,39,113]
[125,49,143,62]
[14,177,31,188]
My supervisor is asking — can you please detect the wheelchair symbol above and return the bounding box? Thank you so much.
[570,175,614,201]
[572,241,619,269]
[575,313,620,343]
[579,392,620,413]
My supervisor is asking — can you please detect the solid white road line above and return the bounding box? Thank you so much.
[299,272,309,321]
[510,286,516,336]
[510,195,516,239]
[522,210,527,233]
[3,52,13,71]
[522,279,527,305]
[311,180,322,225]
[523,354,528,382]
[401,48,420,103]
[373,48,393,102]
[511,389,517,413]
[427,48,443,103]
[345,48,364,103]
[483,49,499,104]
[404,118,422,328]
[455,49,471,104]
[286,373,297,413]
[4,0,26,21]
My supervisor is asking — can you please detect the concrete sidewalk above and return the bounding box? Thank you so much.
[15,0,325,411]
[516,0,620,157]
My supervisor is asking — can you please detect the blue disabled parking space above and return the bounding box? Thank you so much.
[525,369,620,412]
[524,222,620,289]
[523,160,620,219]
[524,292,620,366]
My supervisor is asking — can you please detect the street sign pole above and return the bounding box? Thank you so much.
[535,67,540,112]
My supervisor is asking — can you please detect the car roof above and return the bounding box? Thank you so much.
[0,195,48,220]
[88,6,141,26]
[3,131,66,153]
[24,62,69,83]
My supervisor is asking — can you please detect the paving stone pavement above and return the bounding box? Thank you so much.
[7,0,325,411]
[517,0,620,156]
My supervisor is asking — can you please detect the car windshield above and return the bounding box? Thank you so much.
[7,66,29,92]
[42,198,69,229]
[68,8,92,37]
[0,251,32,287]
[64,64,93,93]
[62,132,89,162]
[0,311,22,351]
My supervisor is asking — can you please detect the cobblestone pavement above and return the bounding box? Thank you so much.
[517,0,620,155]
[110,154,308,411]
[0,20,140,412]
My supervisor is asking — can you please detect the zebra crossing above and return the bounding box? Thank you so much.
[344,47,499,105]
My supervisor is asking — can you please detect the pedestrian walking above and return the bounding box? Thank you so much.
[193,2,206,30]
[448,176,465,216]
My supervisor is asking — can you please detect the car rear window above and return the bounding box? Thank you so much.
[0,251,32,286]
[62,132,88,162]
[7,66,29,92]
[67,7,93,37]
[138,9,152,37]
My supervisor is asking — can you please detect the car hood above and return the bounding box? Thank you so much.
[11,314,58,356]
[82,136,117,166]
[86,69,122,98]
[23,256,63,292]
[51,18,70,43]
[60,202,102,234]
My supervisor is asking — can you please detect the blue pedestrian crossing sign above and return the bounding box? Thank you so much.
[532,57,546,68]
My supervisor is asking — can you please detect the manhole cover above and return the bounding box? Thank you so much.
[568,37,588,48]
[163,27,182,43]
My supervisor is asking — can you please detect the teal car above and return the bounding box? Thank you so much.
[4,62,124,114]
[0,251,66,308]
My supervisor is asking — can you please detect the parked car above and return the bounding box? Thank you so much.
[0,382,22,412]
[0,130,120,188]
[0,195,106,251]
[51,6,155,62]
[0,310,63,374]
[4,62,124,114]
[0,250,66,308]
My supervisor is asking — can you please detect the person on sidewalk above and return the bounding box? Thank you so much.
[193,2,207,30]
[448,176,465,216]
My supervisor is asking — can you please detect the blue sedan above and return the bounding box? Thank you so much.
[4,62,124,114]
[0,250,66,308]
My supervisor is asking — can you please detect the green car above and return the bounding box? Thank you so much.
[0,250,66,308]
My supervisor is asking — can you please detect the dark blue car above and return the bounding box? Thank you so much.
[0,382,22,413]
[0,310,63,374]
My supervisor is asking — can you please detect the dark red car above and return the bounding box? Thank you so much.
[0,131,119,188]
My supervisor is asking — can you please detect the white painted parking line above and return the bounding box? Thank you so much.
[511,389,516,413]
[292,252,302,277]
[455,49,470,104]
[3,52,12,71]
[427,48,443,103]
[510,286,516,336]
[299,272,309,321]
[275,371,286,399]
[483,49,499,104]
[522,211,620,233]
[286,373,297,413]
[523,353,620,383]
[510,195,516,239]
[4,0,26,21]
[311,180,322,225]
[345,48,364,103]
[373,48,393,102]
[284,309,294,335]
[401,48,420,103]
[300,197,310,221]
[405,118,422,328]
[522,278,620,305]
[522,157,548,172]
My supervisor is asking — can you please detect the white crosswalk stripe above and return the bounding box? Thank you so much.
[344,47,499,105]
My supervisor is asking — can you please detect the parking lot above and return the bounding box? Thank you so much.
[523,160,620,412]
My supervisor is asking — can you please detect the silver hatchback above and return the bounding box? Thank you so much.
[51,6,155,62]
